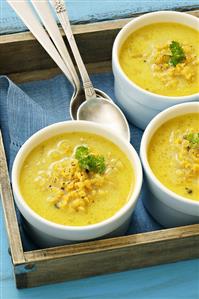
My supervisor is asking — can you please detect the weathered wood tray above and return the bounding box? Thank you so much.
[0,9,199,289]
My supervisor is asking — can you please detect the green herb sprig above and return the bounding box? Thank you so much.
[75,145,106,174]
[184,133,199,149]
[169,41,186,67]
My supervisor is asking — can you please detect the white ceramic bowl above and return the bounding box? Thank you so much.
[12,121,143,248]
[112,11,199,130]
[140,102,199,227]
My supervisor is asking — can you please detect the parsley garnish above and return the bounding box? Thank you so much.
[169,41,186,67]
[75,145,89,160]
[75,145,106,174]
[184,133,199,149]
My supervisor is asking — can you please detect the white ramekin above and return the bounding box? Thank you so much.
[12,121,143,248]
[112,11,199,130]
[140,102,199,227]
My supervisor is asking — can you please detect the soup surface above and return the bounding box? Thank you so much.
[20,132,134,226]
[120,23,199,96]
[148,113,199,201]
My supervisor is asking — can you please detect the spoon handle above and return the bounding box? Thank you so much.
[7,0,75,88]
[31,0,80,90]
[51,0,97,101]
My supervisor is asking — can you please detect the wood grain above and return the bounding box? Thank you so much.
[8,61,112,84]
[0,131,25,264]
[15,224,199,288]
[23,224,199,261]
[2,0,199,35]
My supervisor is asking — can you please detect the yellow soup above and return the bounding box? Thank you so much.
[148,113,199,201]
[20,132,134,226]
[120,23,199,96]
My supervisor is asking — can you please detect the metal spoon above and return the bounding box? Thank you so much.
[8,0,110,122]
[51,0,130,140]
[7,0,81,114]
[30,0,112,122]
[7,0,76,87]
[70,87,113,121]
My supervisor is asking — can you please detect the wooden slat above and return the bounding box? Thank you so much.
[0,10,198,81]
[8,61,112,84]
[15,224,199,288]
[1,10,199,44]
[0,131,25,264]
[24,224,199,261]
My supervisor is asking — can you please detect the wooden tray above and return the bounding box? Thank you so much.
[0,9,199,289]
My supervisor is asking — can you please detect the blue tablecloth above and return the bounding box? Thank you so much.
[0,73,162,250]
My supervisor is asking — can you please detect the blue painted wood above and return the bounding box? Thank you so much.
[1,0,199,35]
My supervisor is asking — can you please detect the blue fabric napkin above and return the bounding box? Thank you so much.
[0,73,162,250]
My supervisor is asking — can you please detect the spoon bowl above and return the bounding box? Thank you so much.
[77,97,130,141]
[70,87,113,120]
[52,0,130,141]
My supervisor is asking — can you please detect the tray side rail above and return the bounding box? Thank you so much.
[14,224,199,288]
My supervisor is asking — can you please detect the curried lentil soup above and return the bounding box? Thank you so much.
[20,132,134,226]
[119,23,199,96]
[148,113,199,201]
